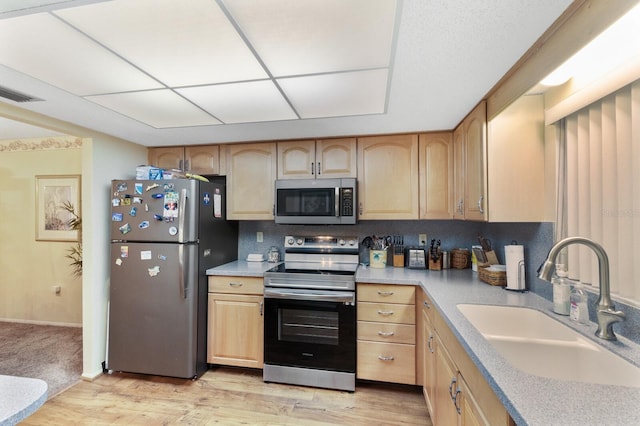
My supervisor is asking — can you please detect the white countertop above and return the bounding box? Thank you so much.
[206,260,278,277]
[207,261,640,425]
[0,375,47,426]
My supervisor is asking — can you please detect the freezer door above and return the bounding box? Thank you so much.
[110,179,210,242]
[108,242,199,378]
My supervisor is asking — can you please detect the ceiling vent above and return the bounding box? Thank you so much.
[0,85,43,102]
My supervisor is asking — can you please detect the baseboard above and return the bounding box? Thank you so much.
[0,318,81,327]
[81,369,104,381]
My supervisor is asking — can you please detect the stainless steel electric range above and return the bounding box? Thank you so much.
[263,235,359,392]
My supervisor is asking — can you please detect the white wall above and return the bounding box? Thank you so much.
[81,136,147,379]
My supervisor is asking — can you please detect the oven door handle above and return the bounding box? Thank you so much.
[264,288,355,303]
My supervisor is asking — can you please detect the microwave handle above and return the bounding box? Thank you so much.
[335,187,340,217]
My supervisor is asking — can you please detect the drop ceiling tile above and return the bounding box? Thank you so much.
[225,0,397,76]
[85,90,222,128]
[56,0,268,87]
[178,80,297,124]
[0,13,162,95]
[278,69,388,119]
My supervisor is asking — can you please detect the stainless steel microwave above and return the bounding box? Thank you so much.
[274,178,357,225]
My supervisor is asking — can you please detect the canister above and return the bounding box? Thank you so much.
[442,251,450,269]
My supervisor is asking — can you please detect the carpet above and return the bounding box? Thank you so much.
[0,322,82,399]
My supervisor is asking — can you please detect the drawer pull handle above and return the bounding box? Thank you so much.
[378,355,395,361]
[378,331,395,337]
[229,282,243,287]
[377,291,394,296]
[449,377,458,400]
[427,335,434,353]
[377,310,394,316]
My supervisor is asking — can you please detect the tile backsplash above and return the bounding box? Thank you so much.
[237,220,639,344]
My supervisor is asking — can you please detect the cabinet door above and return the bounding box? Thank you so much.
[357,134,419,220]
[316,138,357,178]
[452,126,465,219]
[148,147,185,170]
[225,142,277,220]
[207,293,264,368]
[434,333,459,426]
[459,374,489,426]
[277,140,315,179]
[423,309,436,418]
[185,145,220,175]
[419,132,453,219]
[463,101,487,221]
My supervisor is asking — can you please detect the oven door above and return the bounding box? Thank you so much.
[264,288,356,373]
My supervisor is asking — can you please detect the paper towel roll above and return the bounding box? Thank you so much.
[505,245,525,290]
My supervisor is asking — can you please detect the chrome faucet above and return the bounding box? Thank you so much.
[538,236,626,340]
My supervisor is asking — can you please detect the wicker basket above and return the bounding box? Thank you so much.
[451,249,470,269]
[478,266,507,286]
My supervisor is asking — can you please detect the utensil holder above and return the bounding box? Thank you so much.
[370,250,387,268]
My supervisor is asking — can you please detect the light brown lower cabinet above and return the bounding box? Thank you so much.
[207,276,263,369]
[419,288,514,426]
[356,283,416,385]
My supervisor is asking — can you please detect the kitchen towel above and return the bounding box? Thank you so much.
[504,245,525,290]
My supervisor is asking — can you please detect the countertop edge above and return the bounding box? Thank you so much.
[0,375,47,426]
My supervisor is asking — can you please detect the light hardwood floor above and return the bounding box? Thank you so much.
[23,366,431,425]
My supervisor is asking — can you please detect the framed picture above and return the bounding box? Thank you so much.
[35,175,81,242]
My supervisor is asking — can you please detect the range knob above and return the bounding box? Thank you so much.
[287,237,295,245]
[296,238,304,245]
[339,239,346,246]
[348,239,356,246]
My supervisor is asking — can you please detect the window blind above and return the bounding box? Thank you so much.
[561,79,640,304]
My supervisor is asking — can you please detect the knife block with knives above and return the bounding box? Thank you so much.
[428,239,442,270]
[474,235,499,267]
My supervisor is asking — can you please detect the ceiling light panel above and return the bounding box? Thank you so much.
[85,90,222,128]
[278,69,388,119]
[0,13,162,95]
[178,80,297,124]
[224,0,397,76]
[56,0,268,87]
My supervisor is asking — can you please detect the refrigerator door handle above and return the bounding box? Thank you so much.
[178,188,188,243]
[178,244,187,299]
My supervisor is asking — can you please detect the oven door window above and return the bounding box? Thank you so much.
[264,298,355,372]
[276,188,335,216]
[279,308,339,345]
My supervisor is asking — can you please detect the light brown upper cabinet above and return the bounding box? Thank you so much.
[357,134,419,220]
[452,101,488,221]
[148,145,221,175]
[224,143,277,220]
[277,138,357,179]
[487,94,545,222]
[463,101,488,221]
[452,126,465,220]
[419,132,453,219]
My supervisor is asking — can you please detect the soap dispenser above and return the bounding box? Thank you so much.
[552,264,570,315]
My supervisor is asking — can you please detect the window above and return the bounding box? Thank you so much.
[557,79,640,305]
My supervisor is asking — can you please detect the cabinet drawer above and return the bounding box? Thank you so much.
[357,284,415,304]
[358,321,416,344]
[357,302,416,324]
[208,276,263,295]
[357,341,416,385]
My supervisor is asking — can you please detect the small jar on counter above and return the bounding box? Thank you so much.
[552,265,570,315]
[268,246,280,263]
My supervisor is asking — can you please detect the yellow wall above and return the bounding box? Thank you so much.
[0,136,82,325]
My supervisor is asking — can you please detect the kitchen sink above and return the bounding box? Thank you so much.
[457,304,640,388]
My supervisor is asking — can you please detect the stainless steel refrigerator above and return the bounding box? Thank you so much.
[107,178,237,378]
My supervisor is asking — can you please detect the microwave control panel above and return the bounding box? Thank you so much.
[341,188,354,217]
